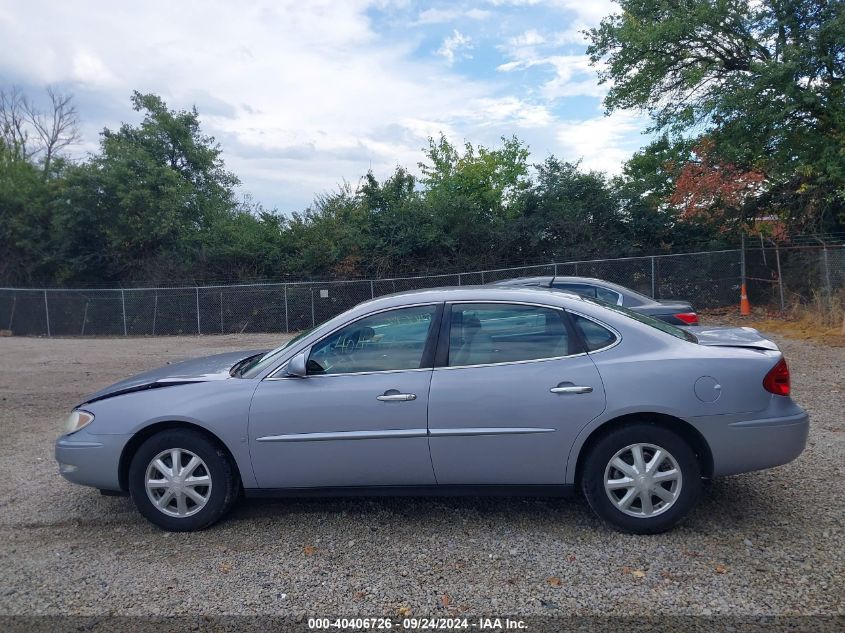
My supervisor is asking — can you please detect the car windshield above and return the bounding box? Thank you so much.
[235,327,315,378]
[585,297,698,343]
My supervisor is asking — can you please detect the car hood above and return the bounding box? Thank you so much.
[78,349,267,406]
[686,326,779,351]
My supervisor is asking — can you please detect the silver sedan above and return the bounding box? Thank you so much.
[55,287,809,533]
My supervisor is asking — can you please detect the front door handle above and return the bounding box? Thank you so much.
[376,391,417,402]
[550,385,593,395]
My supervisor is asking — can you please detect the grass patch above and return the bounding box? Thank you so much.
[701,291,845,346]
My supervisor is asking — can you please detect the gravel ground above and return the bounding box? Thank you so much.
[0,331,842,618]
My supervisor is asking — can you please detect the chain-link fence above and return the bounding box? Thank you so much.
[1,246,842,337]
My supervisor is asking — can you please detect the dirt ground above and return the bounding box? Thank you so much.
[0,330,842,619]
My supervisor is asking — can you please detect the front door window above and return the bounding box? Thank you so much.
[308,305,437,375]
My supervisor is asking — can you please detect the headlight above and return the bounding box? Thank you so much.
[63,410,94,434]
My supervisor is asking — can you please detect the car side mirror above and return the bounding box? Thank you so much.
[284,351,308,378]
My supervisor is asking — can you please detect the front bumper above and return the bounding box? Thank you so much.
[55,430,128,491]
[692,402,809,477]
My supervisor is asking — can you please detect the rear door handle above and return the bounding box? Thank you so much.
[550,385,593,395]
[377,392,417,402]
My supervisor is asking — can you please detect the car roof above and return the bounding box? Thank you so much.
[551,277,659,302]
[492,276,553,286]
[496,274,626,290]
[551,276,631,293]
[353,285,585,312]
[496,275,655,302]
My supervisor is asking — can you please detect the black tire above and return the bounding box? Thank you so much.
[580,423,701,534]
[128,429,239,532]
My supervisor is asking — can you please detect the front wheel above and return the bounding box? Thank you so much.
[128,429,239,531]
[580,423,701,534]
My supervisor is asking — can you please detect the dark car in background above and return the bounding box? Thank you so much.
[493,276,699,326]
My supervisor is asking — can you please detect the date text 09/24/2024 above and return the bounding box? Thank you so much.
[308,617,527,630]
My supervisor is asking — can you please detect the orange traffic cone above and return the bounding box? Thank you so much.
[740,282,751,316]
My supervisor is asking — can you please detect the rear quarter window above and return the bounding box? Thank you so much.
[570,314,618,352]
[595,287,621,304]
[584,298,698,343]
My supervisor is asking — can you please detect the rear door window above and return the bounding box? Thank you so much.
[447,303,572,366]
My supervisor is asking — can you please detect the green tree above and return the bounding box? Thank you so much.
[54,92,241,283]
[0,140,57,283]
[359,168,437,275]
[286,184,372,278]
[614,136,724,252]
[518,157,627,261]
[418,135,530,269]
[588,0,845,232]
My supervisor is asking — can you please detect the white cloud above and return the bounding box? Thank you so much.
[554,111,645,174]
[415,7,491,24]
[488,0,615,22]
[70,50,118,87]
[548,0,616,25]
[436,30,473,65]
[487,0,544,6]
[496,61,526,72]
[539,55,605,99]
[0,1,497,208]
[497,52,604,100]
[0,0,641,209]
[474,97,554,128]
[508,29,546,47]
[466,8,493,20]
[551,24,590,46]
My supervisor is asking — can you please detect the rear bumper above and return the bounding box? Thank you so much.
[692,406,809,477]
[55,431,128,491]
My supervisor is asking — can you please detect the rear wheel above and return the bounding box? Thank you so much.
[128,429,238,531]
[581,423,701,534]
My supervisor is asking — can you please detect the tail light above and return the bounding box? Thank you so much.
[763,358,790,396]
[674,312,699,325]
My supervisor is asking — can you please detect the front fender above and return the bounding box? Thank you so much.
[81,379,261,488]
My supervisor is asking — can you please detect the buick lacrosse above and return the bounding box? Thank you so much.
[56,287,808,533]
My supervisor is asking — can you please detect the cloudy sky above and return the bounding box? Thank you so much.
[0,0,649,212]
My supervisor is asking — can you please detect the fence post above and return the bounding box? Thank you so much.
[774,243,785,313]
[121,289,128,336]
[457,273,462,286]
[81,301,89,336]
[220,291,224,334]
[822,246,832,304]
[196,287,201,335]
[7,293,16,331]
[44,290,51,337]
[553,262,558,277]
[370,280,375,299]
[284,285,289,333]
[310,288,315,328]
[480,271,485,284]
[152,292,158,335]
[650,256,656,299]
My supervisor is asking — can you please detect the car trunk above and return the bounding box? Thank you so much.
[685,326,779,351]
[637,300,693,314]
